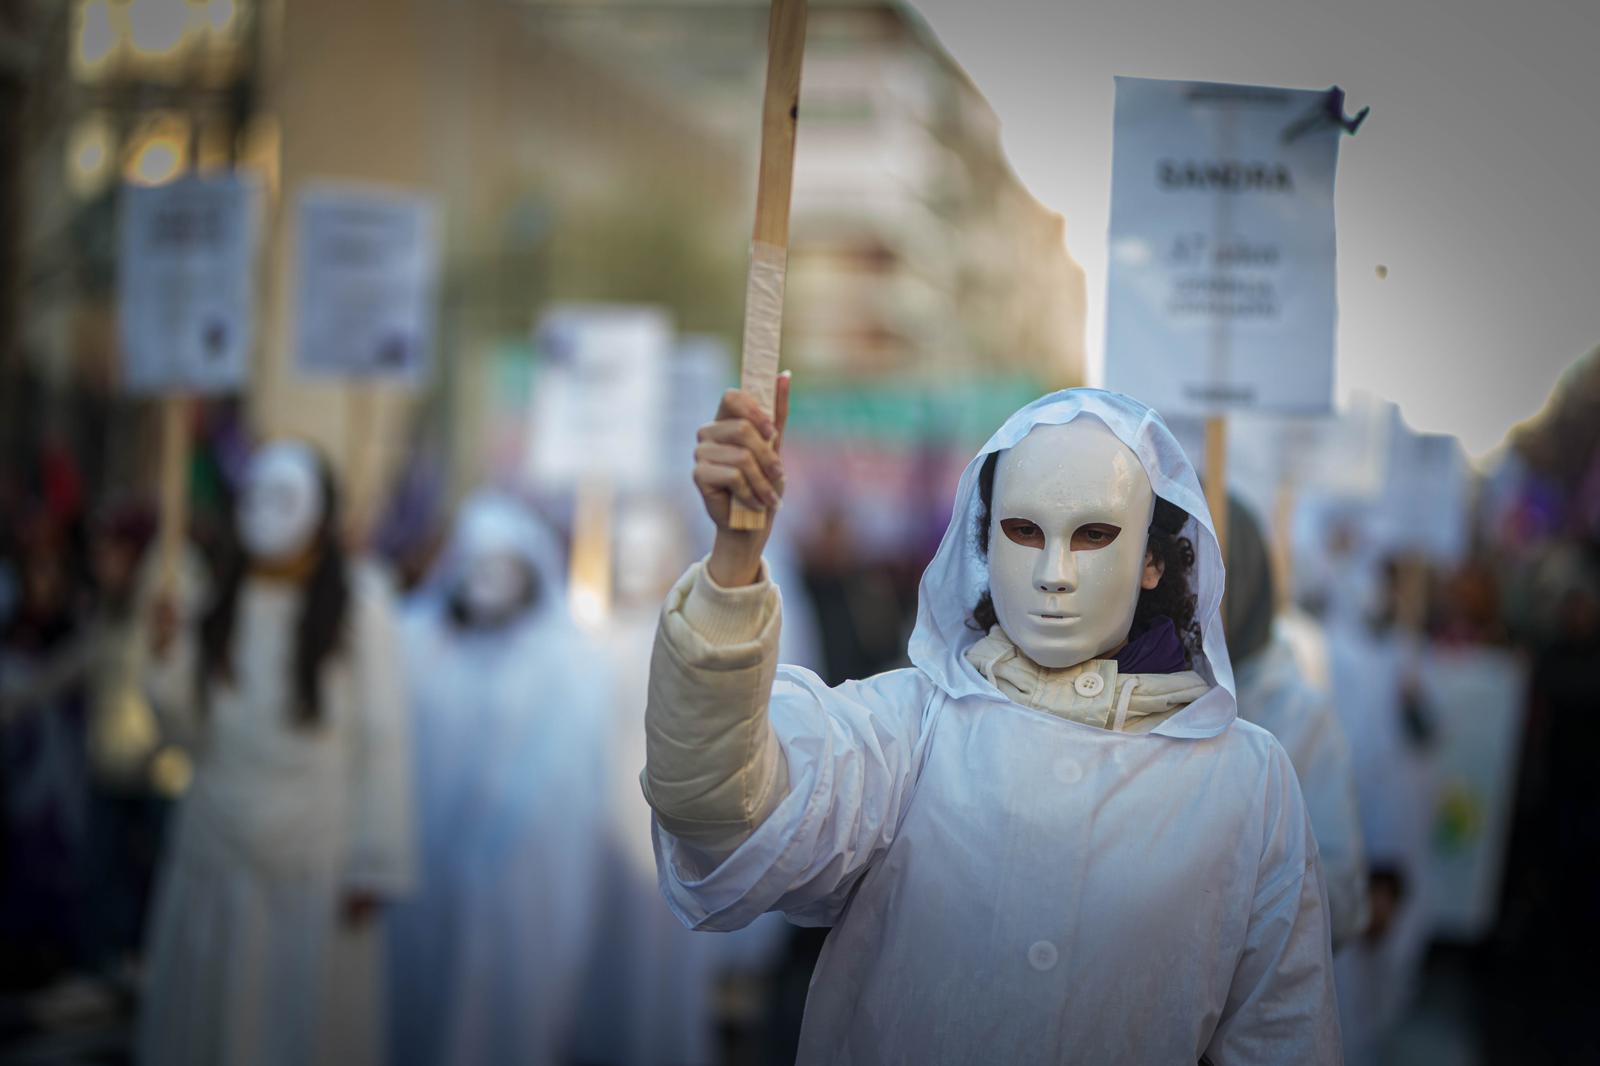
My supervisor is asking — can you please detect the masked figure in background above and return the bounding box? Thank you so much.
[643,385,1341,1064]
[138,440,415,1066]
[389,492,610,1066]
[1223,496,1368,948]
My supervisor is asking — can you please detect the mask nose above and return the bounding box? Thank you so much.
[1034,539,1078,594]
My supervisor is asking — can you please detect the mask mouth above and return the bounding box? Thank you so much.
[1029,611,1080,623]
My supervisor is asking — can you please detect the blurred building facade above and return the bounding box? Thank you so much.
[6,0,1083,518]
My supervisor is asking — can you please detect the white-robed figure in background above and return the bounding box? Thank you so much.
[643,383,1341,1064]
[574,497,819,1066]
[388,492,611,1066]
[1223,496,1369,949]
[138,440,415,1066]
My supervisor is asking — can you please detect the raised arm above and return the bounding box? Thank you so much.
[642,378,793,866]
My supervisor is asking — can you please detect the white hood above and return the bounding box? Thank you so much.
[413,491,570,632]
[907,388,1237,738]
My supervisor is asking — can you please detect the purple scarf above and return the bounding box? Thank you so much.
[1114,616,1188,674]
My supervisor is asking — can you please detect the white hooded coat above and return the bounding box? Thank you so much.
[649,389,1342,1064]
[138,561,414,1066]
[388,494,610,1066]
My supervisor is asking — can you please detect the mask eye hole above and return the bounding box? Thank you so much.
[1070,524,1121,551]
[1000,519,1046,548]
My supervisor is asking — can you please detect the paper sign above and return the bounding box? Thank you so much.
[294,186,438,383]
[1418,647,1527,939]
[118,176,259,394]
[527,305,672,491]
[1369,426,1471,564]
[1106,77,1342,416]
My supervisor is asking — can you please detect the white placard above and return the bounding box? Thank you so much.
[1370,426,1471,564]
[1106,77,1343,415]
[118,176,259,395]
[1418,647,1527,940]
[293,185,438,383]
[1167,404,1389,538]
[665,335,735,487]
[527,305,672,491]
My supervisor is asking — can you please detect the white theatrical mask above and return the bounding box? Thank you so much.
[460,551,530,622]
[455,506,536,623]
[237,441,324,562]
[988,419,1159,669]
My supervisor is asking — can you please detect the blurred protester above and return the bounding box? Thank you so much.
[0,506,92,990]
[1223,497,1368,947]
[575,496,721,1066]
[1312,545,1436,1066]
[137,440,414,1066]
[1495,539,1600,1059]
[575,496,812,1066]
[0,501,172,977]
[644,385,1340,1063]
[799,507,913,685]
[388,491,608,1066]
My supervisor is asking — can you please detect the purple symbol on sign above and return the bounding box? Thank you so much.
[202,317,230,361]
[376,332,412,370]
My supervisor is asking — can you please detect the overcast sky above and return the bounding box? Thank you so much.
[910,0,1600,456]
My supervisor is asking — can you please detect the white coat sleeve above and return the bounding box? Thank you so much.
[343,567,417,898]
[1205,743,1343,1065]
[647,561,935,932]
[642,559,790,864]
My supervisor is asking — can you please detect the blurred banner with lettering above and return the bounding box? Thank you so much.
[1106,77,1342,416]
[118,175,260,394]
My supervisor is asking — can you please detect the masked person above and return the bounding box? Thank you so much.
[138,440,415,1066]
[389,492,610,1066]
[643,384,1341,1064]
[1224,496,1368,949]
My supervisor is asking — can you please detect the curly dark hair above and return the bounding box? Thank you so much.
[968,450,1202,667]
[198,448,350,727]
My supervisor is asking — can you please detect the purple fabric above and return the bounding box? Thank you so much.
[1115,616,1187,674]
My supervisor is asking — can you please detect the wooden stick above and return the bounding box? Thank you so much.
[344,385,378,548]
[157,394,192,595]
[729,0,807,532]
[569,477,613,629]
[1205,415,1229,559]
[1271,482,1296,614]
[1396,554,1429,633]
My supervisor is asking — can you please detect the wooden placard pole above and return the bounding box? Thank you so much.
[1396,554,1429,633]
[344,385,379,548]
[157,394,193,594]
[1271,481,1296,614]
[569,477,614,630]
[1205,415,1229,560]
[729,0,807,532]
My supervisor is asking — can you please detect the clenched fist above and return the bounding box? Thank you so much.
[696,373,791,587]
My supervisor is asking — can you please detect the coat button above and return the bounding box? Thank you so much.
[1053,757,1083,784]
[1074,672,1104,698]
[1028,940,1059,972]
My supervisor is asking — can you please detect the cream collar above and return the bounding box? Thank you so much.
[964,626,1210,733]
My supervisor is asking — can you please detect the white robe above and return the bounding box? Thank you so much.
[388,496,611,1066]
[649,389,1343,1064]
[1235,634,1369,948]
[573,559,820,1065]
[1324,623,1434,1065]
[138,564,415,1066]
[575,606,721,1066]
